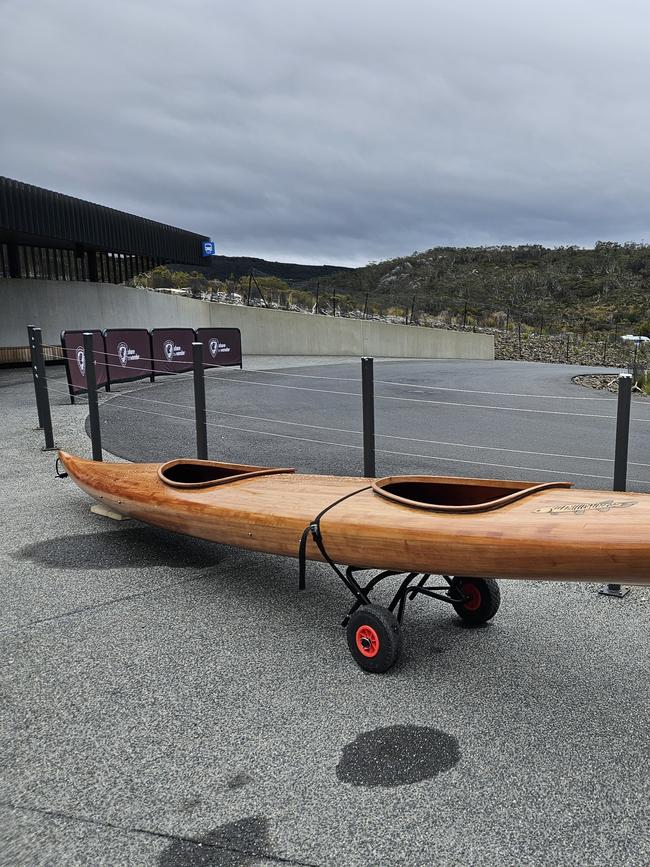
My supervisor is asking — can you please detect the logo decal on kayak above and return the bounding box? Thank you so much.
[535,500,636,515]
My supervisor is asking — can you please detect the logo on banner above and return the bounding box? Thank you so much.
[209,337,229,357]
[161,339,186,362]
[116,341,141,368]
[75,346,85,376]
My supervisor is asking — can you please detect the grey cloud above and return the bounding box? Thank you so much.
[3,0,650,265]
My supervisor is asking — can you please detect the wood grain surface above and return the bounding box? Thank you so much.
[58,451,650,585]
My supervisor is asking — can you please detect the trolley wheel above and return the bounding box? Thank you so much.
[450,576,501,625]
[346,604,401,673]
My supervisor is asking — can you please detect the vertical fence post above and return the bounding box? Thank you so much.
[600,373,632,598]
[84,332,103,461]
[193,342,208,460]
[361,357,375,478]
[30,326,56,450]
[613,373,631,492]
[27,325,45,429]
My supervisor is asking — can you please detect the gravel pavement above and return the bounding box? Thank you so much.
[1,358,649,867]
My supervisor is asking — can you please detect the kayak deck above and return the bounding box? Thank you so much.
[58,452,650,584]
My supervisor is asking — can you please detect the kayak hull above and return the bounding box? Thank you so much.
[58,452,650,585]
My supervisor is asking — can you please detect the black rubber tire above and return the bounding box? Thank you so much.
[346,604,401,673]
[450,576,501,625]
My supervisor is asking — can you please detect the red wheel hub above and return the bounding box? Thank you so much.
[461,581,482,612]
[355,624,380,658]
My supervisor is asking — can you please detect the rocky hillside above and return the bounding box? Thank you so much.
[168,255,351,283]
[309,243,650,338]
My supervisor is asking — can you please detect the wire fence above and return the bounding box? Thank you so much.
[199,371,632,422]
[74,383,650,468]
[43,351,650,421]
[31,338,648,492]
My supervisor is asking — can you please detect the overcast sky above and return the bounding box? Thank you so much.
[3,0,650,266]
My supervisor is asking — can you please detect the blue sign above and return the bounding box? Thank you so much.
[202,240,216,256]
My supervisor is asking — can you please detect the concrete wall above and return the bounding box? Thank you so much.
[0,279,493,359]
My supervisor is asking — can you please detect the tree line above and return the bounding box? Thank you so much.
[133,241,650,339]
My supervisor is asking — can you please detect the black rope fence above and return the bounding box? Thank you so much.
[33,333,646,476]
[72,384,650,470]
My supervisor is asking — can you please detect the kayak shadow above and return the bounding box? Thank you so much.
[199,553,472,639]
[16,526,223,570]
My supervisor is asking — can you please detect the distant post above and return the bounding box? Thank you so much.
[30,326,55,450]
[84,332,103,461]
[192,342,208,460]
[28,325,45,429]
[600,373,632,597]
[613,374,632,492]
[361,357,376,477]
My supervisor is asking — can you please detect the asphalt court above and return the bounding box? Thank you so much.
[1,359,648,866]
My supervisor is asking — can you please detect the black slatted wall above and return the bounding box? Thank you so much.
[0,176,209,280]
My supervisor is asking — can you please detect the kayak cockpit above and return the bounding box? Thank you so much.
[159,459,295,489]
[372,475,572,513]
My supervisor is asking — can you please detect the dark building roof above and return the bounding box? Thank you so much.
[0,176,208,265]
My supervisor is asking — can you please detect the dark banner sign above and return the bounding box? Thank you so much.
[151,328,195,375]
[60,330,109,398]
[196,328,243,368]
[104,329,153,384]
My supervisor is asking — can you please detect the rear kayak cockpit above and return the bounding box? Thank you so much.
[372,475,572,512]
[158,459,295,489]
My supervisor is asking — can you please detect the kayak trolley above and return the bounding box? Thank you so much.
[299,507,500,673]
[340,569,500,673]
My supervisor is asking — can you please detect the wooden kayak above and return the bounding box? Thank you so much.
[58,451,650,672]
